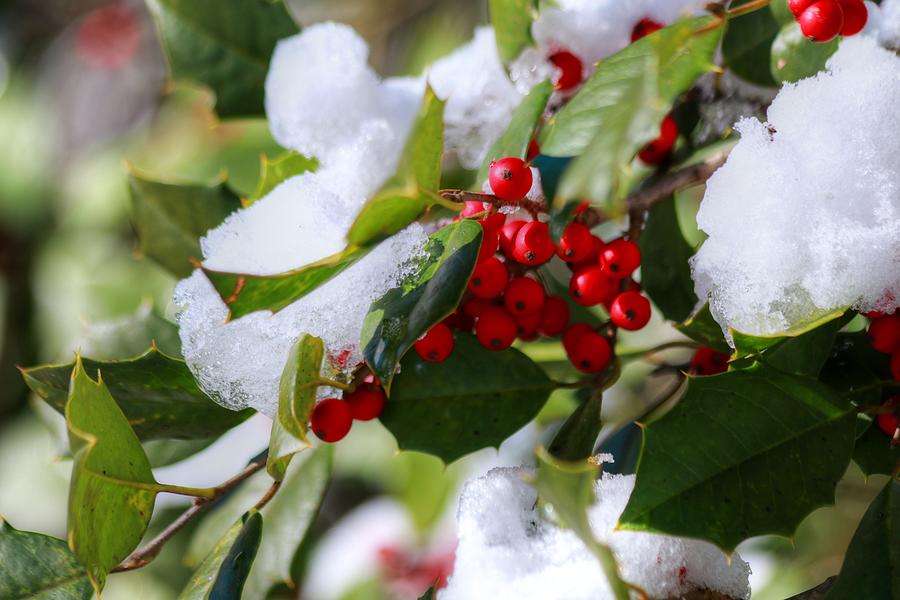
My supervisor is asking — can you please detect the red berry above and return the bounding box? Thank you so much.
[568,235,604,272]
[76,3,139,70]
[837,0,867,35]
[549,50,583,91]
[443,309,474,331]
[600,238,641,279]
[789,0,816,16]
[631,17,664,42]
[798,0,844,42]
[638,115,679,165]
[463,297,492,319]
[557,222,594,263]
[515,312,542,341]
[689,347,730,376]
[476,213,505,263]
[512,221,556,266]
[527,139,541,161]
[475,307,518,351]
[461,201,486,218]
[569,266,613,307]
[539,295,570,337]
[469,257,509,299]
[563,323,593,356]
[569,331,613,374]
[504,277,546,316]
[877,396,900,436]
[310,398,353,443]
[609,291,652,331]
[868,315,900,353]
[344,383,386,421]
[489,157,533,201]
[414,323,454,362]
[891,349,900,381]
[499,220,526,257]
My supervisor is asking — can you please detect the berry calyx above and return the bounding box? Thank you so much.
[539,295,570,337]
[469,257,509,299]
[638,115,679,165]
[563,323,593,356]
[569,266,612,307]
[631,17,663,42]
[504,277,546,316]
[797,0,844,42]
[868,315,900,353]
[876,396,900,437]
[489,157,533,201]
[512,221,556,266]
[609,291,652,331]
[549,50,583,91]
[569,331,613,374]
[344,383,386,421]
[689,347,730,376]
[414,323,455,362]
[310,398,353,443]
[837,0,867,36]
[599,238,642,279]
[557,222,594,263]
[475,307,518,351]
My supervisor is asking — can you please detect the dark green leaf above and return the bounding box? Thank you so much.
[382,333,555,462]
[418,586,437,600]
[674,304,731,353]
[722,0,780,87]
[22,347,252,441]
[128,171,242,278]
[489,0,538,64]
[548,392,603,461]
[361,220,482,390]
[348,86,445,246]
[248,152,318,205]
[539,17,721,211]
[730,308,847,357]
[770,22,838,84]
[770,0,794,25]
[179,511,263,600]
[145,0,298,117]
[638,199,697,322]
[853,423,900,478]
[476,80,553,187]
[764,315,845,377]
[620,363,856,551]
[825,478,900,600]
[0,518,93,600]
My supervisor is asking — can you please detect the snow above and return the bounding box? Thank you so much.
[440,467,750,600]
[691,38,900,339]
[861,0,900,49]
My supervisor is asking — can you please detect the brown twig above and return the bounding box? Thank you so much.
[439,189,547,216]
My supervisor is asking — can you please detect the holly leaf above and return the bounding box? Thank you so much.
[348,85,445,246]
[763,315,846,377]
[145,0,299,118]
[852,424,900,478]
[128,170,242,278]
[179,511,263,600]
[21,347,252,441]
[247,152,318,205]
[619,363,856,551]
[674,304,731,354]
[360,220,482,391]
[770,22,838,84]
[722,0,780,87]
[489,0,538,64]
[381,333,555,463]
[418,587,437,600]
[476,80,553,187]
[539,17,721,212]
[730,307,847,357]
[66,359,160,593]
[547,391,604,461]
[638,199,697,323]
[0,518,93,600]
[824,478,900,600]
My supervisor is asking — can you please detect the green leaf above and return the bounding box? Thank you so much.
[21,347,252,441]
[145,0,299,118]
[476,80,553,187]
[179,511,263,600]
[770,22,839,84]
[825,478,900,600]
[853,424,900,478]
[764,315,845,377]
[532,450,630,600]
[539,17,721,211]
[770,0,794,25]
[267,334,324,479]
[144,437,218,468]
[0,518,93,600]
[722,0,780,87]
[674,304,731,354]
[730,307,847,357]
[66,359,159,593]
[382,333,555,462]
[202,245,371,319]
[418,586,437,600]
[361,220,482,391]
[548,392,604,461]
[489,0,538,64]
[79,302,181,359]
[620,363,856,551]
[247,152,318,205]
[129,171,242,278]
[348,86,446,246]
[637,199,697,322]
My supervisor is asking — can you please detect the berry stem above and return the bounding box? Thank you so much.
[845,380,900,401]
[439,189,547,215]
[425,188,466,212]
[726,0,771,19]
[318,377,352,391]
[616,340,703,362]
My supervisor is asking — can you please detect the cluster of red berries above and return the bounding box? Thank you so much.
[789,0,867,42]
[309,377,386,443]
[413,157,653,376]
[866,310,900,438]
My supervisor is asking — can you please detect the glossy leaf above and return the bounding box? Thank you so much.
[361,220,482,390]
[722,0,780,87]
[853,424,900,478]
[539,17,721,211]
[674,304,731,354]
[128,171,242,278]
[247,152,318,205]
[22,347,252,441]
[489,0,538,64]
[382,333,555,462]
[548,392,604,461]
[145,0,298,117]
[730,308,847,357]
[825,478,900,600]
[0,518,93,600]
[178,511,263,600]
[764,315,846,377]
[770,22,838,84]
[348,86,445,246]
[620,363,856,551]
[638,199,696,323]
